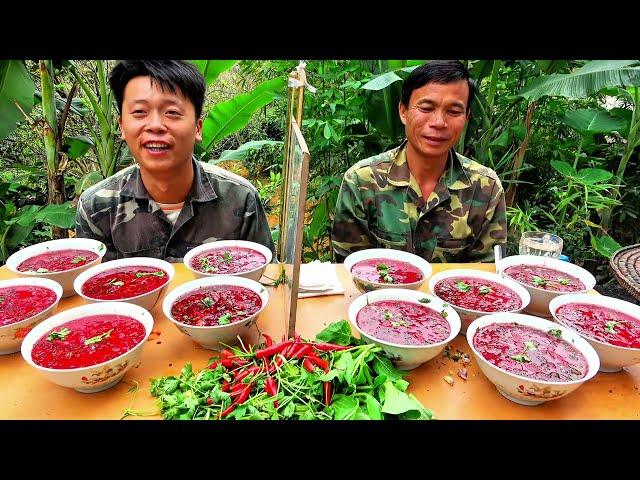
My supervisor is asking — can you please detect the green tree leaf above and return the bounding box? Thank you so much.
[64,135,94,159]
[576,168,613,184]
[215,140,283,163]
[0,60,35,140]
[562,109,629,136]
[190,60,237,85]
[361,71,403,91]
[590,235,622,259]
[315,319,353,345]
[35,202,77,229]
[551,160,577,177]
[75,171,104,196]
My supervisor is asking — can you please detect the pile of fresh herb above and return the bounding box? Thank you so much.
[149,320,433,420]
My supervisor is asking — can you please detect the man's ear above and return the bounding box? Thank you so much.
[195,118,203,142]
[398,102,407,126]
[118,116,125,140]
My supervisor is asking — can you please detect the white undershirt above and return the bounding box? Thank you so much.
[156,201,184,225]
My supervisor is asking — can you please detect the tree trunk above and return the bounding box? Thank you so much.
[505,101,537,208]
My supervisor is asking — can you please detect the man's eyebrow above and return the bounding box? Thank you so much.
[127,98,183,106]
[416,98,466,109]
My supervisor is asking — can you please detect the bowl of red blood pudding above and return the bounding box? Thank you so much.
[162,275,269,350]
[549,293,640,373]
[183,240,272,282]
[467,313,599,406]
[496,255,596,317]
[0,278,64,354]
[73,257,175,311]
[6,238,106,298]
[347,288,460,370]
[343,248,432,294]
[428,269,530,335]
[20,301,154,393]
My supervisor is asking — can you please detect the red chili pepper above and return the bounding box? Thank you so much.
[254,341,293,359]
[281,343,297,358]
[230,383,246,395]
[306,354,329,372]
[302,358,315,373]
[265,376,278,397]
[221,380,230,392]
[313,342,350,352]
[234,369,251,383]
[206,397,213,405]
[267,356,284,375]
[263,333,273,348]
[323,381,333,406]
[233,358,250,367]
[220,349,234,359]
[220,403,236,418]
[208,361,219,370]
[234,382,254,405]
[220,359,234,368]
[293,344,313,359]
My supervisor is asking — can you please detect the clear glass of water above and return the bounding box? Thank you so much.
[518,231,563,258]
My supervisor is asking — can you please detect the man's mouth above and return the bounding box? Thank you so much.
[143,141,171,152]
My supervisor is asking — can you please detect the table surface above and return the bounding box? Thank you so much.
[1,263,639,420]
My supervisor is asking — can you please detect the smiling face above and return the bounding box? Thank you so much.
[119,76,203,176]
[399,80,470,164]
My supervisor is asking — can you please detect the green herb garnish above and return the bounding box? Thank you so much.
[221,251,234,263]
[376,264,394,284]
[199,257,218,273]
[548,328,562,338]
[108,279,124,287]
[455,280,471,292]
[524,340,537,351]
[419,298,431,304]
[84,329,113,345]
[218,313,232,325]
[478,285,493,295]
[200,297,215,308]
[71,256,87,264]
[558,278,570,286]
[605,321,618,334]
[440,310,448,318]
[36,268,49,274]
[135,271,166,278]
[0,296,4,304]
[532,276,546,287]
[511,354,531,363]
[47,327,71,341]
[383,310,394,320]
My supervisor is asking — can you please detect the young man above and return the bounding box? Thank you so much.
[331,60,506,263]
[76,60,275,262]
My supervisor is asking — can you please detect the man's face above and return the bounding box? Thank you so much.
[119,76,203,175]
[399,80,469,161]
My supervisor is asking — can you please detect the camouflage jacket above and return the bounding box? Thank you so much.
[76,158,275,262]
[331,141,507,263]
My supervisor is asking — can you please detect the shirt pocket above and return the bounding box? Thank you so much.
[433,238,472,262]
[371,228,409,250]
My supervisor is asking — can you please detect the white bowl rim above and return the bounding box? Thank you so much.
[73,257,175,303]
[183,240,273,277]
[466,312,600,385]
[428,268,531,315]
[348,288,460,350]
[496,255,596,294]
[343,248,432,288]
[21,301,153,373]
[549,293,640,352]
[5,238,107,276]
[162,275,269,330]
[0,277,64,329]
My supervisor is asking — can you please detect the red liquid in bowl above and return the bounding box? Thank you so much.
[504,265,585,292]
[0,286,58,327]
[31,314,146,369]
[190,247,266,275]
[18,249,99,273]
[351,258,423,284]
[473,322,588,381]
[555,303,640,349]
[356,300,450,345]
[171,285,262,327]
[434,276,522,312]
[81,266,169,300]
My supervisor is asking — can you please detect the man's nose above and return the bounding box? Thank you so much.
[145,111,167,131]
[430,111,447,128]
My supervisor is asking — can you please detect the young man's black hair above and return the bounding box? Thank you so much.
[401,60,477,113]
[109,60,206,119]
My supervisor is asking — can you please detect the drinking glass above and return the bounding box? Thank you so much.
[518,231,563,258]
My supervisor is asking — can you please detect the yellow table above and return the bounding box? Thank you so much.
[1,263,639,420]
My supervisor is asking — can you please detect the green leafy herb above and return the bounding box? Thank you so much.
[199,258,218,273]
[455,280,471,292]
[532,276,546,287]
[558,278,570,286]
[84,329,113,345]
[221,251,234,263]
[47,327,71,341]
[383,310,394,320]
[71,256,87,264]
[440,310,448,318]
[200,297,215,308]
[135,270,166,278]
[524,340,537,351]
[315,319,353,346]
[478,285,493,295]
[419,297,431,304]
[108,279,124,287]
[511,354,531,362]
[376,264,394,284]
[36,268,49,274]
[391,320,409,328]
[218,313,231,325]
[605,321,618,334]
[0,296,4,304]
[548,328,562,338]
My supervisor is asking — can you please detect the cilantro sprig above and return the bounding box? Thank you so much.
[199,257,218,273]
[84,329,113,345]
[548,328,563,338]
[221,251,234,263]
[71,256,87,264]
[135,271,166,278]
[218,313,232,325]
[47,327,71,341]
[511,339,537,363]
[455,280,471,292]
[605,321,618,334]
[376,264,394,284]
[478,285,493,295]
[200,297,215,308]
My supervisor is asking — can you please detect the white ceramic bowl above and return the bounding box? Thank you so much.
[428,269,530,335]
[183,240,272,282]
[6,238,106,298]
[348,288,460,370]
[0,278,64,354]
[343,248,432,293]
[467,313,600,406]
[549,293,640,373]
[74,257,175,311]
[496,255,596,317]
[162,275,269,350]
[20,301,154,393]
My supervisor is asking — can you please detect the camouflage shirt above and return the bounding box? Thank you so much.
[331,141,507,263]
[76,158,275,262]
